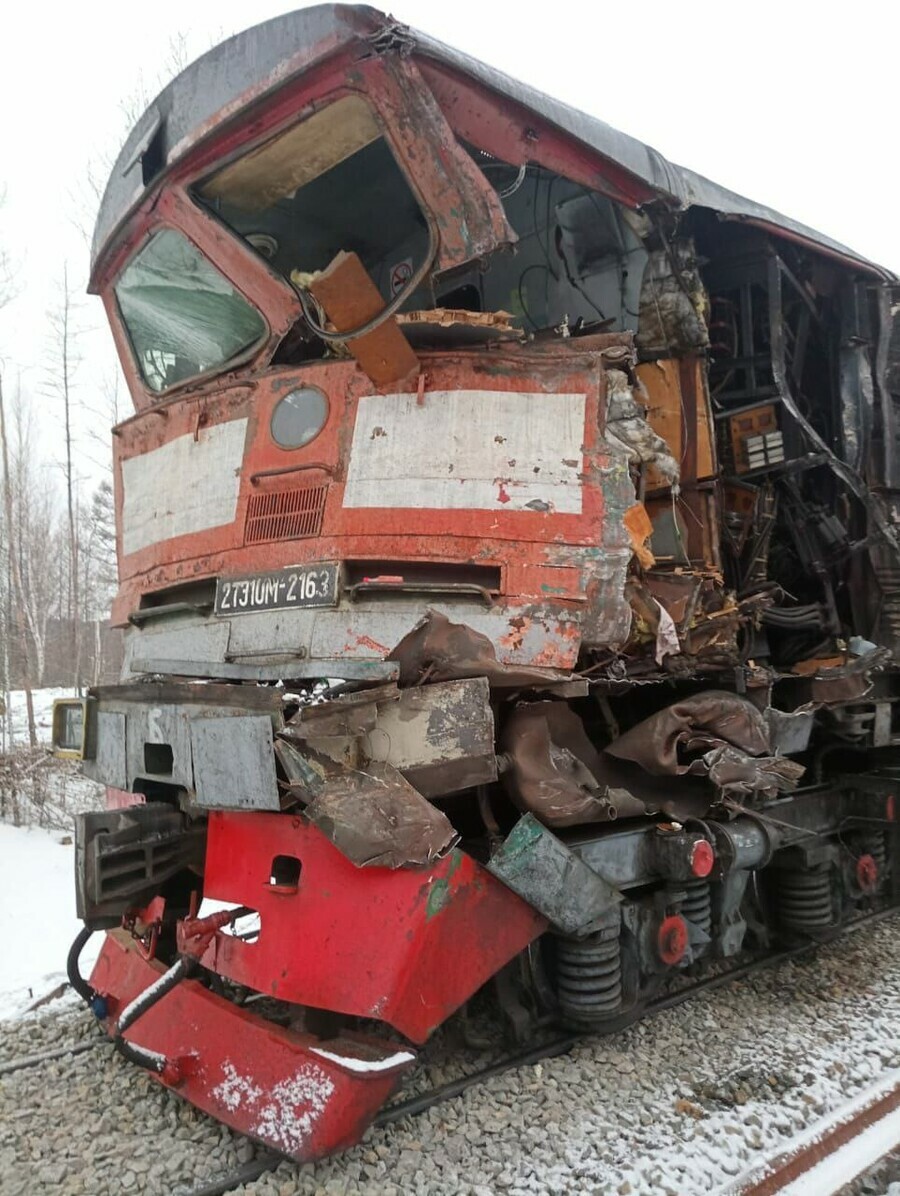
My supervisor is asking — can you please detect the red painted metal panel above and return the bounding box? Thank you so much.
[199,811,547,1043]
[90,932,413,1160]
[110,349,615,632]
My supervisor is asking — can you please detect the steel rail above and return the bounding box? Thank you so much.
[0,1038,110,1078]
[734,1071,900,1194]
[179,905,900,1196]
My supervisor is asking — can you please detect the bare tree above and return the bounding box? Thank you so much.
[44,264,83,689]
[9,394,64,685]
[0,373,36,746]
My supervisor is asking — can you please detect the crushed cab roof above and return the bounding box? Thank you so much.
[91,3,894,284]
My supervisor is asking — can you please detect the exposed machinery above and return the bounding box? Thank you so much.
[57,4,900,1161]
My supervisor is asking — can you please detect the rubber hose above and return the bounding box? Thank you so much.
[113,954,197,1074]
[66,925,96,1004]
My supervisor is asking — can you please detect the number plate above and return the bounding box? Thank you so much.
[215,563,339,616]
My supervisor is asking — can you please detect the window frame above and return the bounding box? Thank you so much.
[112,224,272,396]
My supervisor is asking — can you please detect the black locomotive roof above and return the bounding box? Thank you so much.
[90,4,894,283]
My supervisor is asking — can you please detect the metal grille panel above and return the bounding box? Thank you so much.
[244,484,328,545]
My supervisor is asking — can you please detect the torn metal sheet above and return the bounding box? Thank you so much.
[605,691,807,799]
[388,609,572,687]
[308,250,419,387]
[623,503,655,570]
[501,702,649,827]
[487,814,621,937]
[303,761,458,868]
[273,737,330,798]
[607,691,773,771]
[367,677,496,796]
[689,745,804,799]
[807,648,890,704]
[765,706,815,755]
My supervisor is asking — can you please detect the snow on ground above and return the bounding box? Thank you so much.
[0,688,106,1017]
[5,686,76,747]
[0,822,101,1019]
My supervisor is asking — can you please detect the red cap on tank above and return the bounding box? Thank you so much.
[690,839,715,878]
[658,915,689,966]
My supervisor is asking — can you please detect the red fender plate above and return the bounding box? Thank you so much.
[198,812,547,1042]
[91,932,415,1161]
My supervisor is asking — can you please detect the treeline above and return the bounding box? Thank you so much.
[0,335,122,749]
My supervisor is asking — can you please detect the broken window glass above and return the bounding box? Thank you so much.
[437,149,648,336]
[115,228,267,392]
[194,94,428,305]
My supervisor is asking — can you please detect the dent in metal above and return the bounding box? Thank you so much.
[487,814,621,937]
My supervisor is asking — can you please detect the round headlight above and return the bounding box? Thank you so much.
[270,386,328,449]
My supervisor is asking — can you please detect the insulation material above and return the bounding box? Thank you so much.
[198,95,380,211]
[398,308,518,331]
[635,243,709,356]
[604,370,679,487]
[653,599,681,665]
[303,762,458,868]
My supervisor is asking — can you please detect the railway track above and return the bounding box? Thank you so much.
[179,907,900,1196]
[3,908,896,1195]
[0,1037,109,1078]
[732,1069,900,1194]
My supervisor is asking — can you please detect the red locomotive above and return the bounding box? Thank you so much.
[57,4,899,1161]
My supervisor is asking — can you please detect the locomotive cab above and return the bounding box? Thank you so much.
[62,3,900,1163]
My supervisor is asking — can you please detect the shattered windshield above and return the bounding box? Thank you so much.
[194,95,428,304]
[115,228,267,392]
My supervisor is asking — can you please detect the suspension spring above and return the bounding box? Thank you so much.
[681,880,712,938]
[555,924,622,1026]
[777,865,834,931]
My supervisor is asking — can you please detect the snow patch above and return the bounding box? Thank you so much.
[212,1060,263,1113]
[251,1065,336,1154]
[212,1058,336,1154]
[309,1046,415,1073]
[0,822,101,1019]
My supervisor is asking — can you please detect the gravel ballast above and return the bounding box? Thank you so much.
[1,914,898,1195]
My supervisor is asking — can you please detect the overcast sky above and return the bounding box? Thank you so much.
[1,0,897,488]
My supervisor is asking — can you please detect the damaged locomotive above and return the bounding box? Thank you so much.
[57,4,900,1161]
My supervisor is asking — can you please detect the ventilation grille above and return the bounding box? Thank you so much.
[244,484,328,545]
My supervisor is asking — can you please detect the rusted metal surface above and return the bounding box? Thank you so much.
[303,762,458,868]
[307,250,419,386]
[388,610,572,687]
[606,692,806,799]
[70,0,900,1169]
[366,677,497,796]
[501,701,647,826]
[109,347,630,679]
[736,1072,900,1195]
